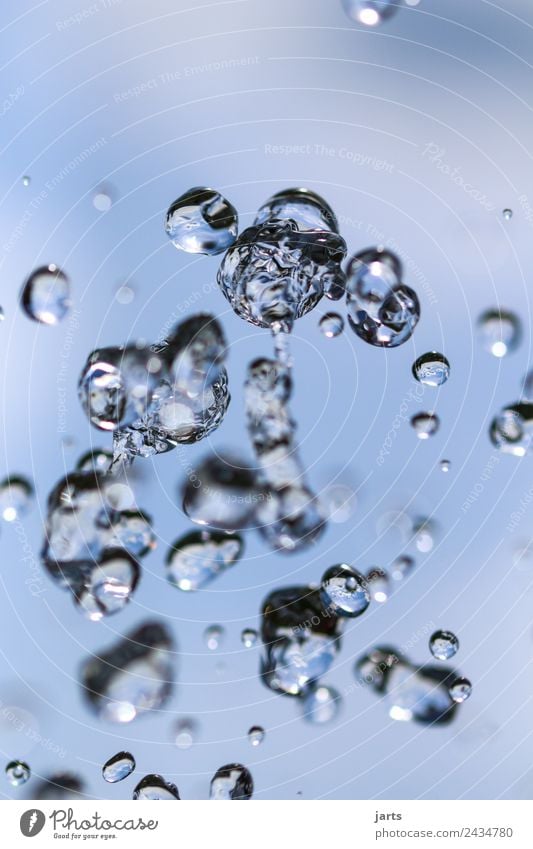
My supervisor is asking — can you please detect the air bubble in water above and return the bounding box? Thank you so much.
[0,476,34,522]
[411,412,440,439]
[21,265,71,325]
[165,187,238,255]
[133,774,180,800]
[5,760,30,786]
[390,555,415,581]
[365,567,390,603]
[502,208,513,220]
[247,726,265,747]
[320,564,370,617]
[478,308,521,357]
[166,530,243,592]
[174,718,197,749]
[319,312,344,338]
[302,685,342,724]
[102,751,135,783]
[429,630,459,661]
[412,352,450,387]
[204,624,225,650]
[490,403,533,456]
[210,764,253,800]
[449,677,472,703]
[342,0,400,25]
[241,628,258,648]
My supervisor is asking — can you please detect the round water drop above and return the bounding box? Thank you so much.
[133,774,180,800]
[21,265,70,325]
[115,283,135,305]
[241,628,258,648]
[166,530,243,592]
[165,187,238,255]
[429,630,459,661]
[319,312,344,338]
[490,403,533,456]
[204,624,225,650]
[412,517,437,553]
[365,567,390,603]
[411,412,440,440]
[342,0,399,25]
[102,751,135,783]
[210,764,253,800]
[0,476,34,522]
[320,564,370,618]
[502,208,513,220]
[22,176,31,187]
[174,718,197,750]
[391,554,415,581]
[477,308,521,357]
[302,685,342,724]
[93,191,112,212]
[439,459,451,473]
[449,677,472,703]
[254,187,338,232]
[5,760,30,786]
[412,352,450,387]
[247,726,265,747]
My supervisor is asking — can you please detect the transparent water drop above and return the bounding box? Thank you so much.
[182,453,258,532]
[502,208,513,220]
[21,265,71,325]
[247,726,265,747]
[174,718,197,750]
[241,628,258,648]
[429,630,459,661]
[319,312,344,338]
[5,760,30,786]
[0,306,4,321]
[76,448,113,474]
[412,352,450,387]
[490,403,533,456]
[439,459,451,473]
[254,187,338,232]
[102,751,135,783]
[115,283,135,305]
[411,411,440,440]
[133,774,180,800]
[477,308,521,357]
[93,191,112,212]
[412,517,437,553]
[204,624,225,651]
[302,685,342,724]
[210,764,253,800]
[342,0,400,25]
[449,677,472,703]
[365,567,390,603]
[22,175,31,187]
[390,554,415,581]
[167,530,243,592]
[320,564,370,617]
[0,475,34,522]
[75,549,140,621]
[165,187,237,255]
[319,484,356,524]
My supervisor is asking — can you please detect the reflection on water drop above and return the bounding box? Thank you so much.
[490,403,533,456]
[502,208,513,220]
[302,685,342,724]
[412,352,450,387]
[342,0,399,25]
[21,265,71,325]
[449,677,472,703]
[0,476,34,522]
[247,726,265,747]
[320,564,370,618]
[478,308,521,358]
[102,751,135,783]
[165,187,238,255]
[319,312,344,338]
[391,554,415,581]
[204,624,225,650]
[241,628,258,648]
[411,412,440,440]
[5,760,30,786]
[174,718,197,749]
[429,630,459,661]
[133,774,180,800]
[167,530,243,592]
[210,764,253,800]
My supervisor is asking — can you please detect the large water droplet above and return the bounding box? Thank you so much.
[412,352,450,387]
[429,630,459,661]
[477,308,521,357]
[210,764,253,800]
[102,751,135,783]
[342,0,400,26]
[21,265,71,325]
[411,412,440,439]
[133,774,180,800]
[320,564,370,618]
[302,684,342,724]
[490,403,533,456]
[75,549,140,621]
[0,476,34,522]
[165,187,238,255]
[166,529,243,591]
[319,484,356,524]
[5,760,30,786]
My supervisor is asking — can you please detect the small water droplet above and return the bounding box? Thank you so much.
[429,630,459,661]
[342,0,400,25]
[412,517,437,553]
[21,265,71,325]
[365,567,390,603]
[247,726,265,746]
[210,764,253,800]
[439,459,451,473]
[93,191,112,212]
[0,475,34,522]
[411,412,440,439]
[478,308,521,357]
[319,312,344,338]
[5,760,30,786]
[390,554,415,581]
[204,624,225,650]
[490,403,533,456]
[254,187,338,232]
[22,175,31,187]
[412,352,450,387]
[174,718,197,749]
[241,628,258,648]
[102,751,135,783]
[449,677,472,703]
[320,564,370,617]
[302,685,342,724]
[502,208,513,220]
[115,283,135,305]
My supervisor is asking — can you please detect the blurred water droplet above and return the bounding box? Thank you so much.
[93,191,112,212]
[439,459,451,473]
[165,187,238,255]
[115,283,135,305]
[342,0,399,25]
[319,312,344,338]
[0,476,33,522]
[133,774,180,800]
[411,412,440,439]
[247,726,265,746]
[365,567,390,603]
[22,175,31,187]
[449,677,472,703]
[167,530,243,592]
[204,624,225,651]
[302,685,342,724]
[390,554,415,581]
[182,453,258,532]
[36,772,84,800]
[76,448,113,474]
[412,517,437,553]
[21,265,71,325]
[210,764,253,800]
[102,751,135,783]
[412,352,450,387]
[5,760,30,786]
[254,187,338,233]
[429,630,459,661]
[174,718,197,749]
[502,208,513,220]
[513,539,533,572]
[319,484,356,524]
[241,628,258,648]
[490,403,533,456]
[478,308,521,357]
[75,549,140,621]
[320,564,370,618]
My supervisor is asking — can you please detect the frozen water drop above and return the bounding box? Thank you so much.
[320,564,370,618]
[449,677,472,703]
[174,718,197,749]
[204,624,225,651]
[21,265,70,325]
[167,530,243,592]
[254,187,338,232]
[93,191,112,212]
[102,751,135,783]
[391,554,415,581]
[5,760,30,786]
[241,628,258,648]
[478,308,521,357]
[0,476,33,522]
[302,685,342,724]
[490,403,533,456]
[210,764,253,800]
[365,567,390,603]
[165,187,237,255]
[502,208,513,220]
[411,412,440,439]
[429,630,459,661]
[133,774,180,800]
[412,352,450,387]
[319,312,344,338]
[342,0,400,25]
[247,726,265,746]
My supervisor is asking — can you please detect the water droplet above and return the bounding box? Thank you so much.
[449,677,472,703]
[22,175,31,187]
[439,459,451,473]
[0,306,4,321]
[174,718,197,749]
[115,283,135,305]
[93,191,112,212]
[0,475,33,522]
[390,554,415,581]
[342,0,400,25]
[75,549,140,621]
[165,187,237,255]
[247,726,265,746]
[302,685,342,724]
[76,448,113,474]
[412,517,437,553]
[365,567,390,603]
[490,403,533,456]
[210,764,253,800]
[429,630,459,661]
[478,308,521,357]
[319,484,356,524]
[182,453,258,532]
[133,774,180,800]
[35,773,84,800]
[319,312,344,338]
[241,628,258,648]
[204,624,225,651]
[254,187,338,232]
[320,564,370,617]
[5,760,30,786]
[345,248,420,347]
[21,265,70,325]
[102,751,135,783]
[81,622,174,723]
[502,208,513,220]
[412,352,450,387]
[167,530,243,592]
[411,411,440,439]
